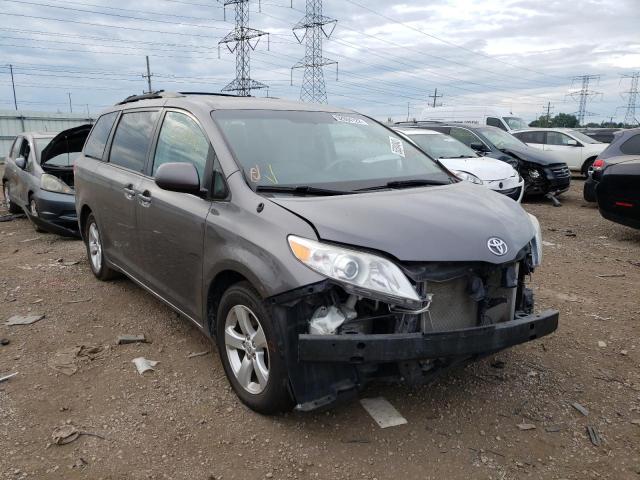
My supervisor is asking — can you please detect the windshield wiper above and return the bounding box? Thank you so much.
[256,185,350,196]
[355,179,449,192]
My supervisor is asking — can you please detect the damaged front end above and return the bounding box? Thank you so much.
[269,241,558,411]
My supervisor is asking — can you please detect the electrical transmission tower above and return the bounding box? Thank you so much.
[567,74,601,126]
[218,0,269,96]
[620,72,640,127]
[428,88,443,107]
[291,0,337,103]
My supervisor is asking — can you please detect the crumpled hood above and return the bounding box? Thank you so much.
[271,182,536,264]
[439,156,516,181]
[502,145,559,166]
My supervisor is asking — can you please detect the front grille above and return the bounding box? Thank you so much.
[550,165,571,179]
[420,265,518,333]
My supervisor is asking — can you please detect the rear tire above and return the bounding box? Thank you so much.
[216,281,293,414]
[2,182,20,214]
[84,213,119,281]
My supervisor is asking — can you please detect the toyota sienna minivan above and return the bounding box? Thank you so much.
[73,92,559,414]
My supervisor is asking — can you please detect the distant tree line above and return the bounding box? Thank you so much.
[529,113,628,128]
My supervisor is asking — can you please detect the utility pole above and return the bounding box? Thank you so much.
[542,101,554,127]
[406,102,410,121]
[620,72,639,127]
[218,0,269,97]
[67,92,72,113]
[142,56,154,94]
[567,75,601,126]
[428,88,443,108]
[291,0,338,104]
[9,64,17,110]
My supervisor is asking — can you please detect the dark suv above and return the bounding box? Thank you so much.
[396,121,571,201]
[73,92,558,413]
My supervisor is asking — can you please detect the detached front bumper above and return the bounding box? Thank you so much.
[298,309,558,363]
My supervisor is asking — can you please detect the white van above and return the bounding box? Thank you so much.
[418,106,527,132]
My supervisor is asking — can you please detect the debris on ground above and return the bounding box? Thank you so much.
[631,420,640,427]
[5,314,45,326]
[48,345,106,376]
[51,424,105,446]
[545,424,563,433]
[187,351,210,359]
[63,298,92,304]
[0,338,9,346]
[517,423,536,431]
[117,334,147,345]
[597,341,607,348]
[572,402,589,416]
[490,359,505,369]
[0,213,25,222]
[587,425,602,447]
[596,273,626,279]
[132,357,159,375]
[360,397,407,428]
[0,372,18,383]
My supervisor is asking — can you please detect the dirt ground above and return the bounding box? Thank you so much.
[1,172,639,480]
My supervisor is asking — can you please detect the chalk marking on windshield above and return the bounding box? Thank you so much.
[332,114,368,126]
[250,165,261,183]
[389,137,405,158]
[266,164,279,184]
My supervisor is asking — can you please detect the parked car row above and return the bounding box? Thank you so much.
[2,92,559,413]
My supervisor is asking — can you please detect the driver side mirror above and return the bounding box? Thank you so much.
[155,162,201,194]
[567,139,579,146]
[470,142,489,153]
[15,157,26,170]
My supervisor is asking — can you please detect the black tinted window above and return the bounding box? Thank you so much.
[449,127,482,147]
[486,117,506,130]
[84,112,118,160]
[515,131,545,144]
[620,134,640,155]
[152,112,210,181]
[110,111,159,172]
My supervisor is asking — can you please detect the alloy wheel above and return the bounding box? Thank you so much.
[224,305,270,395]
[88,222,103,273]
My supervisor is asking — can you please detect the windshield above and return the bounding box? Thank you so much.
[568,130,601,144]
[212,110,451,192]
[504,117,527,130]
[404,132,478,159]
[477,127,528,150]
[34,137,81,167]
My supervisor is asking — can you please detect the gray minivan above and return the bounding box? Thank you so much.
[73,92,558,413]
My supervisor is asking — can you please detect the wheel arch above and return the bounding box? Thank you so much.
[78,204,93,240]
[582,156,598,175]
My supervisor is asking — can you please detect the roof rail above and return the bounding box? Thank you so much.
[394,120,445,125]
[177,91,242,97]
[116,90,184,105]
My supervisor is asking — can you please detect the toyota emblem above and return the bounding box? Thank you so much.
[487,237,508,256]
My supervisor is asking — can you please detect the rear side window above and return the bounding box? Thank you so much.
[515,131,545,144]
[8,137,19,158]
[84,112,118,160]
[486,117,506,130]
[152,112,210,181]
[109,111,159,172]
[620,134,640,155]
[546,132,573,146]
[449,127,482,147]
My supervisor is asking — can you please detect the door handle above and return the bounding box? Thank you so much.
[123,185,136,200]
[138,190,152,207]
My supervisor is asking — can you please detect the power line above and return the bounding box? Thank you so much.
[567,75,601,126]
[218,0,269,96]
[291,0,337,103]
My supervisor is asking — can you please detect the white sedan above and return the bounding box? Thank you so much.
[395,128,524,202]
[512,128,606,176]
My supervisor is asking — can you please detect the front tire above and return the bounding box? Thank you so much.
[28,197,45,233]
[2,182,21,214]
[216,282,293,414]
[84,213,119,281]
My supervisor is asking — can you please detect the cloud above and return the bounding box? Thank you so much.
[0,0,638,123]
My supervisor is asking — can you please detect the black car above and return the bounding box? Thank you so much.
[396,121,571,201]
[596,156,640,229]
[584,128,640,202]
[577,128,623,144]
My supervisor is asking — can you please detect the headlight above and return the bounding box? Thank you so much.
[528,213,543,267]
[288,236,421,306]
[453,170,483,185]
[40,174,73,194]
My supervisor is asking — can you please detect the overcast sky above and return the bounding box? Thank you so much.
[1,0,639,123]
